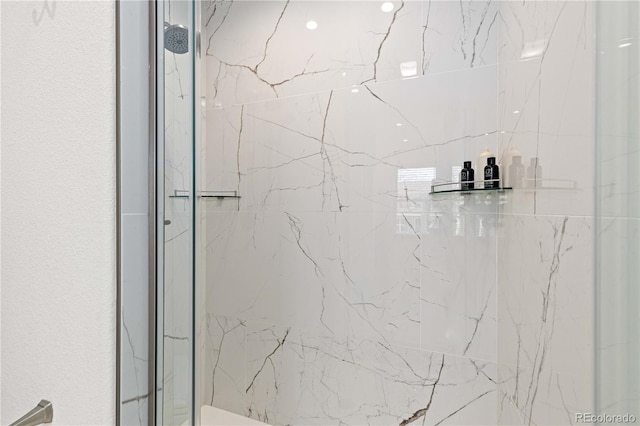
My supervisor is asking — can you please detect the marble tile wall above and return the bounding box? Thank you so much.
[204,0,497,108]
[202,1,501,425]
[496,2,596,425]
[497,1,594,217]
[203,314,497,425]
[201,1,598,425]
[496,215,594,425]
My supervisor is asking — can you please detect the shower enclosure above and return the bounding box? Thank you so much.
[150,1,640,425]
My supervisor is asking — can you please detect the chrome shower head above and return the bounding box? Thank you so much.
[164,22,189,54]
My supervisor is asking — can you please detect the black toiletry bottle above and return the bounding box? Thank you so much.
[461,161,475,190]
[484,156,499,188]
[509,155,524,188]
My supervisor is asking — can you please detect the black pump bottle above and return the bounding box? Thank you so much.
[484,157,499,188]
[461,161,474,190]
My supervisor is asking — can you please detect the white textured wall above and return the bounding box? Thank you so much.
[0,2,3,422]
[0,1,116,425]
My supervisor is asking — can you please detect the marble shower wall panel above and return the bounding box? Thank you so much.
[497,387,525,426]
[204,314,248,415]
[420,196,498,363]
[422,0,498,74]
[497,1,595,216]
[203,1,503,424]
[497,215,594,425]
[204,0,497,108]
[205,211,421,348]
[204,317,497,426]
[495,3,597,425]
[206,211,324,327]
[204,105,244,200]
[204,0,422,107]
[214,65,497,213]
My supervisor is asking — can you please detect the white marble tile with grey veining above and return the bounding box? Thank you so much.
[231,65,496,213]
[241,323,496,425]
[203,104,244,206]
[497,214,594,425]
[421,0,497,74]
[194,3,603,426]
[204,0,498,108]
[497,1,595,217]
[204,0,423,107]
[205,211,421,348]
[421,208,498,363]
[204,314,248,415]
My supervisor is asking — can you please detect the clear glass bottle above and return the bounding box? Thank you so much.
[526,157,542,188]
[509,155,525,188]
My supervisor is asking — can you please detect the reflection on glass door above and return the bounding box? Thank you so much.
[596,0,640,418]
[157,0,196,425]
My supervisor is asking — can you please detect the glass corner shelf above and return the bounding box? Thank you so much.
[429,178,580,195]
[429,179,512,195]
[168,189,241,199]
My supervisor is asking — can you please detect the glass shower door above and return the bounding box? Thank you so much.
[150,1,640,425]
[595,0,640,418]
[156,0,197,425]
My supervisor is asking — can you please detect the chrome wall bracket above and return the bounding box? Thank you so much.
[9,400,53,426]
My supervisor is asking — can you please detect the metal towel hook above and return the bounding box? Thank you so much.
[9,400,53,426]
